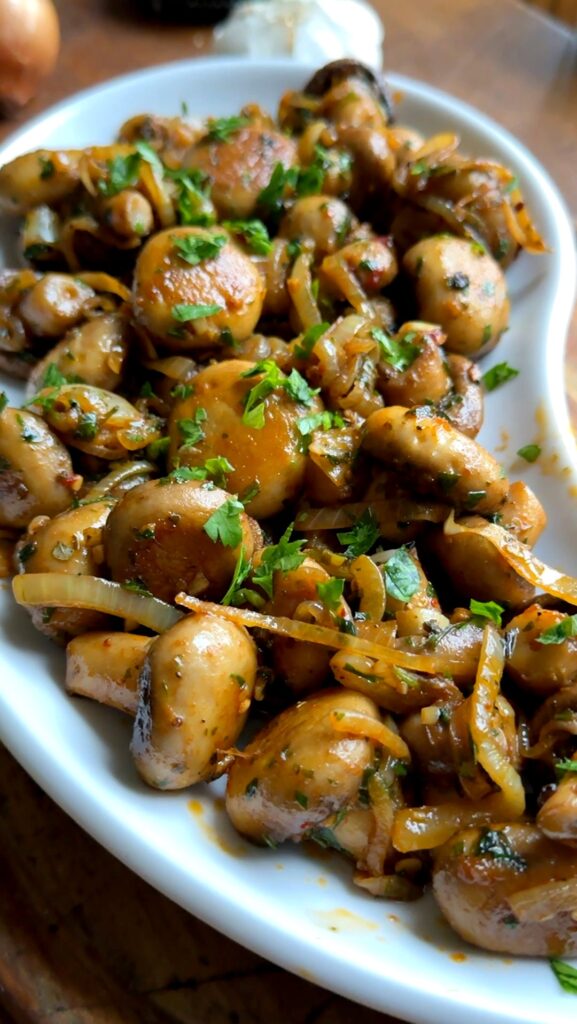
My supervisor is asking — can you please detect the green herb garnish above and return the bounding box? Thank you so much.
[469,599,504,626]
[481,361,519,392]
[222,219,272,255]
[203,497,244,547]
[337,508,379,558]
[537,614,577,646]
[372,327,421,373]
[172,232,226,265]
[383,548,420,603]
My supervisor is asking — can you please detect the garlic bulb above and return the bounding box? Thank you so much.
[214,0,384,71]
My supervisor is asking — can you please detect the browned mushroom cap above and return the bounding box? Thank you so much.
[304,60,395,123]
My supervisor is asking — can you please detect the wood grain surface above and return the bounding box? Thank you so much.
[0,1,576,1022]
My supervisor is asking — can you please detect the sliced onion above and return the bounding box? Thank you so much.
[175,592,470,679]
[296,499,448,532]
[287,252,321,330]
[84,460,155,499]
[470,624,524,818]
[445,513,577,605]
[76,272,131,302]
[507,878,577,923]
[392,793,510,852]
[350,555,386,620]
[145,355,197,381]
[321,253,373,317]
[13,574,182,633]
[329,709,409,760]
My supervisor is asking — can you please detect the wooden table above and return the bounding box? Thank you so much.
[0,2,576,1022]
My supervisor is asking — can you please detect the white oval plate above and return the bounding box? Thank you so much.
[0,58,576,1024]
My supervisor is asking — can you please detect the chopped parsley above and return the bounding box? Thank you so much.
[221,546,254,607]
[205,115,250,142]
[203,497,244,547]
[317,577,345,613]
[337,508,379,558]
[294,322,329,360]
[39,156,55,179]
[252,524,306,599]
[481,361,519,392]
[469,599,504,627]
[74,412,99,440]
[549,958,577,994]
[474,828,527,870]
[297,409,344,446]
[165,167,215,227]
[176,408,207,448]
[170,383,194,401]
[222,219,272,255]
[161,465,207,484]
[517,444,541,463]
[555,758,577,776]
[382,548,420,603]
[0,392,7,415]
[304,825,346,853]
[257,162,298,221]
[537,614,577,646]
[172,303,223,322]
[172,232,226,265]
[98,151,141,197]
[294,790,309,809]
[122,578,153,597]
[133,140,163,176]
[372,327,420,373]
[241,360,316,429]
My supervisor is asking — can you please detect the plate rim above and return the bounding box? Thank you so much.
[0,56,576,1024]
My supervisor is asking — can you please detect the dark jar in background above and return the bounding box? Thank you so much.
[146,0,240,24]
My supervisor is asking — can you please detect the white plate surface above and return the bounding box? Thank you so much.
[0,58,576,1024]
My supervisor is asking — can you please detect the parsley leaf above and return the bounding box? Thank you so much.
[98,152,141,197]
[555,758,577,776]
[257,162,298,221]
[241,360,284,428]
[39,156,55,179]
[0,392,8,415]
[176,408,207,448]
[537,614,577,645]
[222,219,272,255]
[294,322,329,360]
[304,825,346,854]
[317,576,345,613]
[550,958,577,994]
[469,598,504,626]
[337,508,379,558]
[372,327,421,373]
[382,548,420,603]
[203,497,244,547]
[172,303,223,322]
[481,361,519,392]
[205,115,250,142]
[517,444,541,463]
[134,140,164,176]
[474,828,527,870]
[203,455,234,488]
[122,578,153,597]
[172,232,227,265]
[241,361,317,429]
[221,545,253,606]
[252,524,306,599]
[161,465,207,484]
[165,167,215,227]
[297,410,344,444]
[283,368,319,405]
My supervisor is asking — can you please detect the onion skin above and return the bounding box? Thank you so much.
[0,0,60,111]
